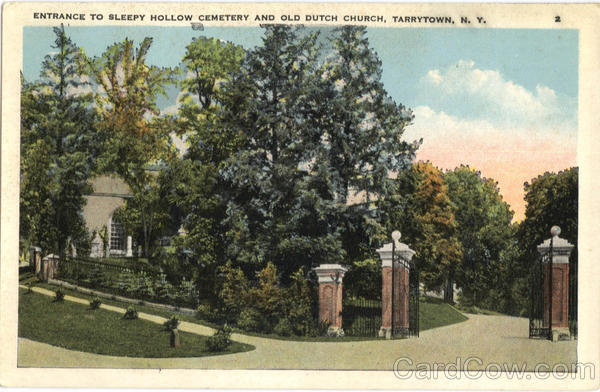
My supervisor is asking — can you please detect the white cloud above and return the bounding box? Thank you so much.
[417,60,576,132]
[405,105,576,152]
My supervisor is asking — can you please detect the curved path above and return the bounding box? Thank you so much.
[18,286,576,370]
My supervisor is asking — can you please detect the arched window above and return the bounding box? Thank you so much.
[109,217,126,254]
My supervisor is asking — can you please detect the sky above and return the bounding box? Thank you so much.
[23,26,578,220]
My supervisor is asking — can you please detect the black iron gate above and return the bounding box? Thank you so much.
[569,253,577,338]
[342,296,381,337]
[529,251,552,340]
[408,262,420,337]
[342,259,419,338]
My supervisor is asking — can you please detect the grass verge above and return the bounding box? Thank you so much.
[28,280,468,341]
[19,288,254,358]
[419,296,469,331]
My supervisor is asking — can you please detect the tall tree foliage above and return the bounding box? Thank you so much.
[83,37,176,257]
[173,37,245,271]
[383,162,462,298]
[519,168,578,262]
[513,167,578,316]
[317,26,418,260]
[217,25,418,279]
[220,25,332,278]
[20,26,99,257]
[445,166,519,311]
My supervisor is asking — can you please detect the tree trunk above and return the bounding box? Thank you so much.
[444,277,454,304]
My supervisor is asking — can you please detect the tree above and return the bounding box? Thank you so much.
[83,37,176,257]
[511,168,577,316]
[219,25,340,278]
[20,26,99,257]
[314,26,418,262]
[518,167,577,284]
[444,165,518,311]
[383,161,462,300]
[219,25,418,280]
[519,168,578,255]
[319,26,416,206]
[180,36,245,111]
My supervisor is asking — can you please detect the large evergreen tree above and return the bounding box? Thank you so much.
[316,26,418,261]
[219,25,332,278]
[20,26,99,257]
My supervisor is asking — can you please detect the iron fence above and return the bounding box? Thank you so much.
[342,297,382,337]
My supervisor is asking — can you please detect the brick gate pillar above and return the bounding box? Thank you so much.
[314,264,348,336]
[537,226,574,341]
[29,246,42,273]
[40,254,60,282]
[377,231,415,339]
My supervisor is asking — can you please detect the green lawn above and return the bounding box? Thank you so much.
[419,296,468,331]
[455,304,505,316]
[18,289,254,358]
[27,281,467,341]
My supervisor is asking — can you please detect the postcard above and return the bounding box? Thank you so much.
[1,2,599,390]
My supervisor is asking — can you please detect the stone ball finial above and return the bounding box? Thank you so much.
[551,226,561,237]
[391,230,401,242]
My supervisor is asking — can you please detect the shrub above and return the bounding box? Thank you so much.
[163,315,180,331]
[54,289,65,302]
[123,306,138,320]
[155,273,174,302]
[206,325,232,352]
[89,297,101,310]
[176,278,199,307]
[217,262,249,318]
[137,272,155,299]
[309,320,331,337]
[343,258,382,300]
[284,267,317,336]
[237,308,269,333]
[249,263,284,323]
[273,317,294,337]
[196,303,221,322]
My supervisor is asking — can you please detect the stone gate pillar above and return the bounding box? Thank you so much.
[40,254,60,282]
[29,246,42,272]
[377,231,415,339]
[537,226,574,341]
[314,264,347,336]
[126,236,133,257]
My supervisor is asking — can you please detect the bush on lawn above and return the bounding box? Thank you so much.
[123,306,138,320]
[217,262,249,320]
[237,308,269,333]
[273,317,294,337]
[283,267,317,336]
[163,315,180,331]
[89,297,101,309]
[196,303,222,323]
[54,289,65,302]
[212,263,320,336]
[206,325,232,352]
[343,258,382,300]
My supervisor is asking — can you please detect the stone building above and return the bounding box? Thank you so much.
[82,174,133,258]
